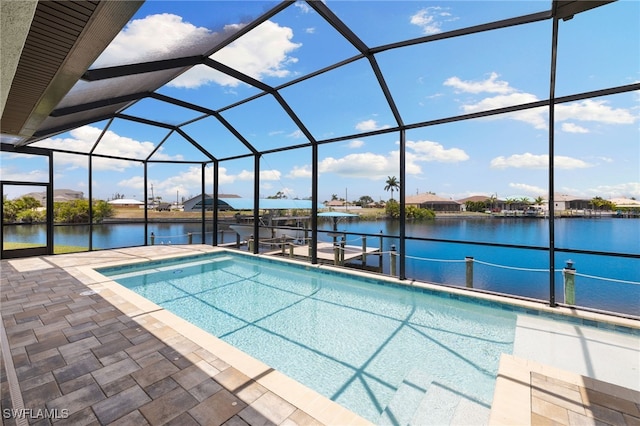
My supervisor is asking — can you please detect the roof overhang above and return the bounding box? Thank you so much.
[0,0,143,143]
[552,0,616,21]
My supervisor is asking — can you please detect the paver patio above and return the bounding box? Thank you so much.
[1,245,638,425]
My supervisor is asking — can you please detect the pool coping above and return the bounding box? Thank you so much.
[490,354,640,425]
[62,246,371,426]
[36,244,640,424]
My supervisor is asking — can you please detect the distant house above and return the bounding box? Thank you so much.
[457,195,496,211]
[324,200,345,208]
[107,198,144,208]
[405,193,461,212]
[551,194,591,211]
[22,189,84,205]
[182,194,241,211]
[610,198,640,209]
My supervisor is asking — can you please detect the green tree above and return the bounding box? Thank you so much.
[384,176,400,201]
[385,199,400,218]
[15,196,41,211]
[53,200,113,223]
[2,196,18,222]
[591,196,605,210]
[358,195,374,206]
[16,208,45,223]
[486,194,498,211]
[2,195,42,222]
[267,191,287,199]
[54,200,89,223]
[406,205,435,220]
[465,201,487,213]
[93,200,114,223]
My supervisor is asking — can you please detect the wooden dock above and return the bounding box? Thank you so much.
[265,241,381,266]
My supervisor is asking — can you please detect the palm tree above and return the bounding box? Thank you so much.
[505,198,516,211]
[384,176,400,201]
[534,196,545,206]
[486,194,498,212]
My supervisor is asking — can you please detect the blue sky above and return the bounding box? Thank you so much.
[2,0,639,204]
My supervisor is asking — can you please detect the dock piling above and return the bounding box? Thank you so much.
[390,245,397,277]
[563,260,576,305]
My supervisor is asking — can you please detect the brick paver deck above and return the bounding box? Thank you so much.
[1,246,368,425]
[2,246,638,425]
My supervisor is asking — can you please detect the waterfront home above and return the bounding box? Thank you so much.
[405,193,461,212]
[182,193,241,212]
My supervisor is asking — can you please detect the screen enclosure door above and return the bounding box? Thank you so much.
[1,146,53,259]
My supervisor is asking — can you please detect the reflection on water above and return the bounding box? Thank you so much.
[3,219,638,316]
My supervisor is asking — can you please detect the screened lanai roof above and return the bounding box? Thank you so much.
[3,0,633,165]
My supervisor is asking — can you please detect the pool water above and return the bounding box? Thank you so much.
[100,252,528,421]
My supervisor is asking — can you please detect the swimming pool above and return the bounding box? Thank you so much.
[98,251,639,423]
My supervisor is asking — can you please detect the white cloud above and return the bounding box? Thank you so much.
[174,20,301,88]
[444,72,514,94]
[586,182,640,199]
[288,129,304,139]
[97,14,301,89]
[347,140,365,149]
[446,74,637,129]
[237,169,282,181]
[508,182,546,196]
[593,156,614,163]
[115,165,238,200]
[93,13,214,68]
[355,119,391,132]
[556,99,636,124]
[260,169,282,181]
[35,126,181,171]
[286,165,312,179]
[0,166,49,182]
[320,152,398,179]
[294,1,311,13]
[318,150,421,179]
[406,140,469,162]
[410,7,456,35]
[490,153,592,170]
[561,122,589,133]
[461,93,546,128]
[117,175,146,191]
[316,138,468,180]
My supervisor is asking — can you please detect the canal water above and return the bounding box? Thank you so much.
[3,217,639,316]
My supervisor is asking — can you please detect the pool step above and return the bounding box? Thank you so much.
[411,383,490,425]
[378,369,431,426]
[378,370,490,425]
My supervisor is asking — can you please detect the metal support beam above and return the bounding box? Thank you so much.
[88,155,93,251]
[311,144,319,264]
[399,129,406,280]
[253,154,261,254]
[46,150,53,254]
[548,17,559,307]
[201,163,206,243]
[144,162,148,245]
[213,161,219,246]
[81,56,202,81]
